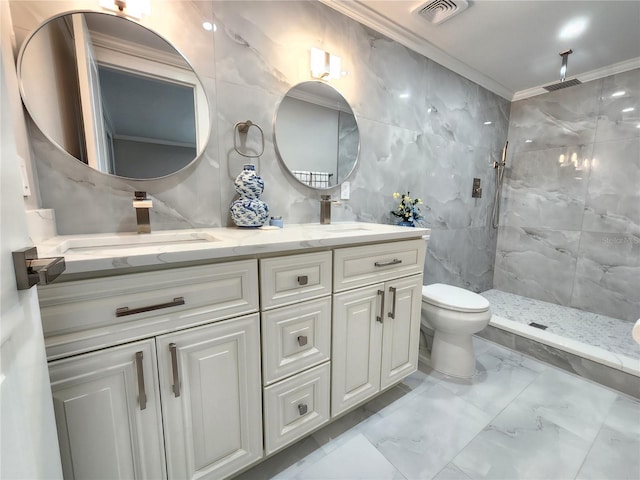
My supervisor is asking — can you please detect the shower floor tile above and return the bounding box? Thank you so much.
[480,289,640,360]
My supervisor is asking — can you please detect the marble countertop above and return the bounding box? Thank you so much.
[37,222,430,277]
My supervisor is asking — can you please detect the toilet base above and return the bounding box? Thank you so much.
[431,330,476,378]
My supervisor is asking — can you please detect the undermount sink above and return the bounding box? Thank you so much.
[50,231,220,254]
[320,224,371,233]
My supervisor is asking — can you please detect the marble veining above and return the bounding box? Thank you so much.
[237,337,640,480]
[497,68,640,322]
[36,222,429,276]
[13,0,508,294]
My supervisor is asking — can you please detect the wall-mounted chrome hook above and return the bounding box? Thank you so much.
[12,247,65,290]
[233,120,265,158]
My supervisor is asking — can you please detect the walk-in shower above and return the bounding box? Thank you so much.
[485,68,640,398]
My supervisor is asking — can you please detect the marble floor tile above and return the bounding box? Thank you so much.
[511,368,618,440]
[360,383,493,480]
[424,346,546,417]
[575,395,640,480]
[233,337,640,480]
[275,434,406,480]
[432,463,473,480]
[452,402,594,480]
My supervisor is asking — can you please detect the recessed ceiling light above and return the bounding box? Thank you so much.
[622,107,635,113]
[525,139,533,143]
[611,91,626,97]
[399,93,410,99]
[559,17,588,40]
[202,21,216,31]
[636,124,640,129]
[483,121,492,125]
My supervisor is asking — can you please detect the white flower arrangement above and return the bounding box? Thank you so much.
[391,192,423,226]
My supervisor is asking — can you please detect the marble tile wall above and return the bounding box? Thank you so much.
[494,68,640,321]
[12,0,509,292]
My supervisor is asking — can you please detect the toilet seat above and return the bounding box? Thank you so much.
[422,283,490,313]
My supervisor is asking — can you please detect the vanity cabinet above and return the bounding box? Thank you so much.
[39,228,428,479]
[49,315,262,480]
[40,260,262,480]
[156,315,262,480]
[49,339,166,480]
[259,252,333,455]
[331,240,425,417]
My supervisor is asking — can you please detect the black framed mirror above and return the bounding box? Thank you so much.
[17,11,210,180]
[274,81,360,190]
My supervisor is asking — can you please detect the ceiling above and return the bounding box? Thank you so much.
[320,0,640,100]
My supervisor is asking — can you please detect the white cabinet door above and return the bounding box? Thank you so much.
[331,284,383,417]
[380,274,422,390]
[157,314,262,480]
[48,339,166,480]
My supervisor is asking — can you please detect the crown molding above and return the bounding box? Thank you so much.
[320,1,640,103]
[512,57,640,101]
[319,0,513,100]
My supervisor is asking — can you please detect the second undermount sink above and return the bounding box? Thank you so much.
[48,231,220,255]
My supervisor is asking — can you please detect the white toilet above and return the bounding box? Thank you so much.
[421,283,491,378]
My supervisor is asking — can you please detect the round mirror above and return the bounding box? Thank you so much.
[274,81,359,189]
[17,12,210,180]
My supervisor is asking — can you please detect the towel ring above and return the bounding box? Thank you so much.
[233,120,265,158]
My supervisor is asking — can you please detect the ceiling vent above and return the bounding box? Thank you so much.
[416,0,469,25]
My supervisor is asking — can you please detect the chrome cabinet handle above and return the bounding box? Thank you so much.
[388,286,397,319]
[374,258,402,268]
[135,351,147,410]
[297,335,308,346]
[298,403,308,416]
[297,275,308,286]
[376,289,385,323]
[116,297,185,317]
[169,343,180,397]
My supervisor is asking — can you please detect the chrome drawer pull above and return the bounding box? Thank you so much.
[388,286,397,319]
[374,258,402,268]
[169,343,181,397]
[298,403,308,416]
[297,275,308,286]
[135,351,147,410]
[376,289,385,323]
[116,297,185,317]
[297,335,308,346]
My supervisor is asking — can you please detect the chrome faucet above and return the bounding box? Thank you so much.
[133,191,153,234]
[320,195,332,224]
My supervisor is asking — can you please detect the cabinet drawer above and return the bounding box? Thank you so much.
[39,260,259,360]
[262,297,331,385]
[333,239,426,292]
[260,251,332,310]
[263,362,330,455]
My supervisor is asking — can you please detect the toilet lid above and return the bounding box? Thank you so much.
[422,283,490,313]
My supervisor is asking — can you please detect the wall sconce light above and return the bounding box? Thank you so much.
[310,47,341,80]
[99,0,151,18]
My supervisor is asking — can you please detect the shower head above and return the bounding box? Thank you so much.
[543,78,582,92]
[544,49,582,92]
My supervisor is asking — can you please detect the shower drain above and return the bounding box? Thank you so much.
[529,322,548,330]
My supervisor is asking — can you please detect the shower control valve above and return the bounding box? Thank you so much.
[472,178,482,198]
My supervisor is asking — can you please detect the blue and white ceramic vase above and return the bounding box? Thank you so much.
[230,164,269,227]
